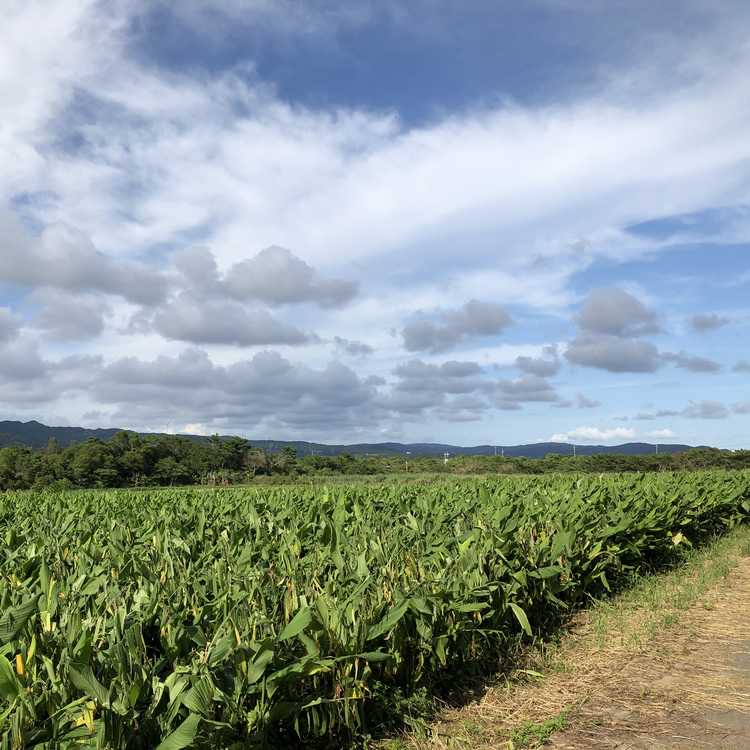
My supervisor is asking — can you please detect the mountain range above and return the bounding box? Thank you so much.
[0,420,698,458]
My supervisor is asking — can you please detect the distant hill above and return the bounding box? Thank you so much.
[245,440,695,458]
[0,421,124,449]
[0,420,698,457]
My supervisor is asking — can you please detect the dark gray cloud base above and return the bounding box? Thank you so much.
[0,220,359,348]
[690,313,729,333]
[565,288,722,375]
[1,217,167,306]
[333,337,375,356]
[150,295,312,347]
[174,246,358,308]
[577,288,661,338]
[516,345,561,377]
[132,246,359,347]
[633,400,730,420]
[0,308,21,342]
[402,300,512,353]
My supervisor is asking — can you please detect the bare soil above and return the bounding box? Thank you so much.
[548,560,750,749]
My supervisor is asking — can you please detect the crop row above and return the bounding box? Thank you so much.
[1,471,749,747]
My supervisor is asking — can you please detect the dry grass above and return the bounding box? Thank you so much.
[378,525,750,750]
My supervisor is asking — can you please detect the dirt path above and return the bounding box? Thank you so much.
[403,539,750,750]
[548,559,750,749]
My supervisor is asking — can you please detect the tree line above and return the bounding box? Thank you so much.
[0,431,749,491]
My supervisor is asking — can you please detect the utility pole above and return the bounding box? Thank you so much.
[573,444,576,458]
[655,443,659,455]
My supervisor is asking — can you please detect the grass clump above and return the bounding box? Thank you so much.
[508,711,568,748]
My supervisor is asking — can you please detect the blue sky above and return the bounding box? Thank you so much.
[1,0,749,447]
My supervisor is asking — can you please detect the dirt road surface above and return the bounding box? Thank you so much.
[548,560,750,749]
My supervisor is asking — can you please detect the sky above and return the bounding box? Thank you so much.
[1,0,749,448]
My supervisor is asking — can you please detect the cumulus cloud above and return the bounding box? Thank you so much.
[732,402,750,414]
[565,334,662,373]
[577,288,660,338]
[392,360,483,394]
[402,300,512,353]
[646,428,676,439]
[575,393,601,408]
[433,395,488,422]
[549,426,636,443]
[385,359,492,419]
[173,247,222,291]
[681,400,730,419]
[494,375,559,408]
[0,308,22,342]
[29,289,108,340]
[564,288,666,373]
[386,360,560,420]
[733,360,750,373]
[633,409,681,420]
[0,217,168,306]
[123,245,356,345]
[634,401,730,420]
[566,289,722,375]
[333,336,374,356]
[224,246,358,308]
[0,340,101,406]
[150,294,312,347]
[2,225,355,347]
[689,313,729,333]
[516,345,560,377]
[93,349,382,435]
[661,351,721,373]
[0,340,48,384]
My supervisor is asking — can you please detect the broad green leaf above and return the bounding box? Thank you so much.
[0,656,20,701]
[0,595,40,645]
[69,665,111,708]
[155,713,202,750]
[279,606,312,641]
[182,677,214,717]
[509,603,532,636]
[529,565,563,579]
[247,643,275,684]
[366,599,409,642]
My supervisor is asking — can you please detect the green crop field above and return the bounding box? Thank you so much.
[1,471,749,748]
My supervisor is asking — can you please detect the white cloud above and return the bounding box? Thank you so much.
[549,426,636,443]
[6,1,750,284]
[645,428,676,439]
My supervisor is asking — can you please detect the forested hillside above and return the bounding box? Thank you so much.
[0,429,747,490]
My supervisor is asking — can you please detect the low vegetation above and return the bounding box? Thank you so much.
[399,523,750,750]
[1,471,749,747]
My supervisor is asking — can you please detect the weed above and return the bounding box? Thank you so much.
[508,711,568,748]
